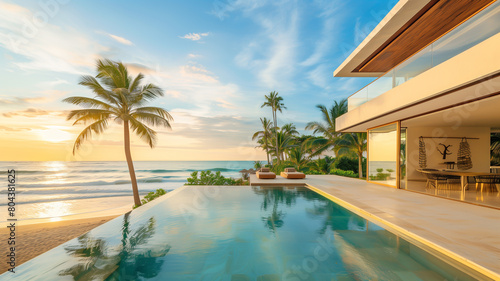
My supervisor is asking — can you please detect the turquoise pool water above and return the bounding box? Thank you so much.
[3,186,477,280]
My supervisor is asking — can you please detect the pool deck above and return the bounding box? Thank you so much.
[249,174,500,280]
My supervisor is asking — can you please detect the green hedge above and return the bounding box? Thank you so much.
[185,170,248,186]
[329,168,358,178]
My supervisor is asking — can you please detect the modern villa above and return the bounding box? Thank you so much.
[334,0,500,208]
[3,1,500,280]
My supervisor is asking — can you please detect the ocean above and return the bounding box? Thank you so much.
[0,161,255,222]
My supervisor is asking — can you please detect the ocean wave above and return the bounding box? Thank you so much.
[0,191,172,206]
[139,168,241,173]
[21,177,186,188]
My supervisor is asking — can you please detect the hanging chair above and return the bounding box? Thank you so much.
[457,137,473,170]
[419,136,427,168]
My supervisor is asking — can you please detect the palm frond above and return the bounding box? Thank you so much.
[66,109,114,123]
[129,73,144,93]
[131,112,172,128]
[72,119,109,154]
[138,84,164,101]
[62,96,116,111]
[134,107,173,121]
[78,75,119,106]
[128,117,157,148]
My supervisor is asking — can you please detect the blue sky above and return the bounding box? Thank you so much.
[0,0,396,161]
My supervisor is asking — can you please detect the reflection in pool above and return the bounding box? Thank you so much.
[4,186,478,280]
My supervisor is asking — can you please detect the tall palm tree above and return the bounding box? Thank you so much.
[63,59,173,207]
[261,91,286,164]
[252,117,273,165]
[305,99,348,157]
[335,133,367,178]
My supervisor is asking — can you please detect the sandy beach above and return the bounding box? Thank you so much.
[1,215,120,273]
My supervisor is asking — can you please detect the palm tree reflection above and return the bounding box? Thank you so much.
[59,212,170,280]
[254,187,300,233]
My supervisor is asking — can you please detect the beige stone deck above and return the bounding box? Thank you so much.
[250,174,500,280]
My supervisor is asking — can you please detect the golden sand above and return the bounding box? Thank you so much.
[1,215,119,273]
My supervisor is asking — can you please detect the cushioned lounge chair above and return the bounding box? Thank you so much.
[280,168,306,179]
[256,168,276,179]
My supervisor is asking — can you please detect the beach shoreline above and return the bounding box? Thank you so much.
[1,215,121,273]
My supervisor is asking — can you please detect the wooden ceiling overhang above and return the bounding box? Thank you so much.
[355,0,496,73]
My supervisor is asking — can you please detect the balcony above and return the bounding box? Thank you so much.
[348,1,500,111]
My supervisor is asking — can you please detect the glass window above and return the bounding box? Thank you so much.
[368,123,398,187]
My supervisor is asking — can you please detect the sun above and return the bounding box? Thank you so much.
[38,127,73,143]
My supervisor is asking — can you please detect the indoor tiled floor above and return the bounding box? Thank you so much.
[405,180,500,208]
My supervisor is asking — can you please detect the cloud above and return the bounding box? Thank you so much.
[108,34,133,45]
[0,2,109,74]
[0,125,32,132]
[2,108,67,118]
[0,96,49,105]
[159,111,259,149]
[220,0,300,89]
[188,53,201,58]
[96,31,133,45]
[180,32,209,41]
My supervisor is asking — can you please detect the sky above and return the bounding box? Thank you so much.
[0,0,396,161]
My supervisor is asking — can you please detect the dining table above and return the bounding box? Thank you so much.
[418,169,500,194]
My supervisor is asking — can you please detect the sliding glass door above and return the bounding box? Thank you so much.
[368,122,400,188]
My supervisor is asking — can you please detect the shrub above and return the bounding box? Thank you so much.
[329,168,358,178]
[185,170,249,186]
[335,156,358,173]
[133,188,167,209]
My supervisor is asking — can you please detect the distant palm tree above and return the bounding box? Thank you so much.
[63,59,173,207]
[252,117,273,165]
[261,91,286,164]
[288,146,310,171]
[335,133,367,178]
[273,130,295,161]
[310,156,335,174]
[281,123,298,136]
[305,99,348,157]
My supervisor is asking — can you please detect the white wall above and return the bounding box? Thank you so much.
[406,127,490,180]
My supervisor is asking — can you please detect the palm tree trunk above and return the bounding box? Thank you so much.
[264,135,270,165]
[124,120,141,207]
[273,109,279,164]
[358,152,363,179]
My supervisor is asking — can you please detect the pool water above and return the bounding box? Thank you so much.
[4,186,478,280]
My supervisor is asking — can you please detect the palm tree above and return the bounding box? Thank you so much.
[273,130,295,162]
[252,117,273,165]
[310,156,335,174]
[281,123,298,136]
[305,99,347,156]
[335,133,367,178]
[261,91,286,164]
[63,59,173,207]
[288,146,310,171]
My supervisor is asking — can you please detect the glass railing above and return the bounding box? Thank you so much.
[348,1,500,111]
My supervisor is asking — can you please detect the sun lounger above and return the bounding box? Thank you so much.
[280,168,306,179]
[256,168,276,179]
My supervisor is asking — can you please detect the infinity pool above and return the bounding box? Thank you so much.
[4,186,477,280]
